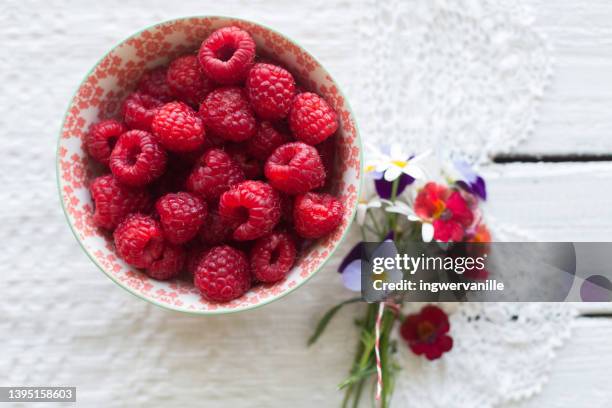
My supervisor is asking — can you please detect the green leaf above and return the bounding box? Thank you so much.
[307,297,362,346]
[360,331,375,350]
[338,366,377,389]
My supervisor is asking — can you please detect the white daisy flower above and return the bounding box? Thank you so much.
[365,143,430,182]
[356,197,382,226]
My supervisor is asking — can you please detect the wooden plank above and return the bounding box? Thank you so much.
[509,0,612,155]
[483,162,612,313]
[513,317,612,408]
[482,161,612,242]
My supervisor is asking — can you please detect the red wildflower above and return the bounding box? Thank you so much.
[400,305,453,360]
[463,223,491,280]
[467,223,491,243]
[414,182,474,242]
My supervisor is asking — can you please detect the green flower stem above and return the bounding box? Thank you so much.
[388,178,400,235]
[342,177,403,407]
[367,211,383,238]
[341,384,353,408]
[360,224,367,242]
[351,380,365,408]
[379,310,397,408]
[342,303,378,407]
[364,224,379,237]
[342,304,401,408]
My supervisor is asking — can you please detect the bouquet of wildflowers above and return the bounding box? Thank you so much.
[309,145,490,407]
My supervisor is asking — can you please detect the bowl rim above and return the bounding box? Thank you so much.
[56,15,363,315]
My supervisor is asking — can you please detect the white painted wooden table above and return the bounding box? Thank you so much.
[1,0,611,407]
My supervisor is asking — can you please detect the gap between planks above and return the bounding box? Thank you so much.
[493,154,612,163]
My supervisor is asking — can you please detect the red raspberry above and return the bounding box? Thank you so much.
[219,181,281,241]
[246,63,296,120]
[186,148,245,201]
[122,92,164,131]
[155,192,207,245]
[166,55,216,106]
[199,206,234,245]
[109,130,167,187]
[152,101,206,152]
[137,67,174,102]
[294,192,344,239]
[113,214,164,268]
[194,245,251,302]
[225,144,262,179]
[250,231,296,283]
[247,121,291,161]
[199,87,257,142]
[198,26,256,85]
[264,142,325,194]
[86,119,126,166]
[289,92,338,145]
[90,174,151,230]
[146,245,185,280]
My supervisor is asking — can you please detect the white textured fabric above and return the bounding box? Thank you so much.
[356,0,553,163]
[0,0,574,407]
[353,2,574,407]
[394,302,575,408]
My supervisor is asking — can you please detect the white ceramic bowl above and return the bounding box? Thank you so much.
[57,16,361,314]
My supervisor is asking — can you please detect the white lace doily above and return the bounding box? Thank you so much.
[353,1,575,407]
[355,0,553,164]
[393,302,576,408]
[391,224,575,408]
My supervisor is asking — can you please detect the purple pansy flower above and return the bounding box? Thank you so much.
[339,233,396,292]
[374,173,415,199]
[338,242,363,292]
[451,159,487,201]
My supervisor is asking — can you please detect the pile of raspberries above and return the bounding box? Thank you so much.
[86,26,345,303]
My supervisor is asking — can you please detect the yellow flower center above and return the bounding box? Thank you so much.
[391,160,408,168]
[371,271,388,284]
[365,164,376,173]
[432,199,446,219]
